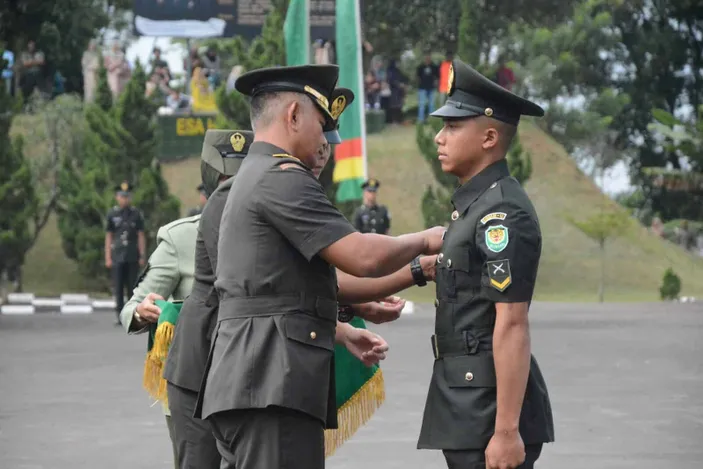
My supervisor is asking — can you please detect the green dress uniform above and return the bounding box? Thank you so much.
[106,181,145,322]
[417,60,555,468]
[163,129,253,469]
[119,213,200,469]
[195,64,358,469]
[353,179,391,234]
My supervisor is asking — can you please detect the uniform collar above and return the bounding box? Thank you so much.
[249,141,290,156]
[451,159,510,214]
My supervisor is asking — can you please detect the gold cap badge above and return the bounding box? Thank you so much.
[120,181,129,192]
[485,107,494,117]
[230,132,245,152]
[330,95,346,120]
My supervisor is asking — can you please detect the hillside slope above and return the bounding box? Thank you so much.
[18,121,703,301]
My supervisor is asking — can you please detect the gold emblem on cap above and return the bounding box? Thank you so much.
[485,107,494,117]
[120,181,129,192]
[330,95,346,120]
[304,85,330,113]
[230,132,245,152]
[447,64,454,95]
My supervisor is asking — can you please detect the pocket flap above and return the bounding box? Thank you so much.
[443,354,496,388]
[284,314,335,351]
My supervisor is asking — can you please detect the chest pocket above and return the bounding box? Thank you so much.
[437,212,482,299]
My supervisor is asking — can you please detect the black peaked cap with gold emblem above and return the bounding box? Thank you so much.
[235,64,339,131]
[361,178,380,192]
[324,87,355,144]
[432,59,544,125]
[201,129,254,176]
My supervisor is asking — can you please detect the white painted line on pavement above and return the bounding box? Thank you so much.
[92,300,116,309]
[60,304,93,314]
[7,293,35,304]
[33,298,63,308]
[1,305,35,315]
[60,293,91,304]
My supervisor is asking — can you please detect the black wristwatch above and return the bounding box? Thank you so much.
[337,304,355,323]
[410,256,427,287]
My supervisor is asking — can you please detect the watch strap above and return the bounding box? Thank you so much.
[410,256,427,287]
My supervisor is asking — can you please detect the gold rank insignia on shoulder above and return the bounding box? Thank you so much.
[487,260,512,292]
[330,95,346,120]
[447,64,454,95]
[230,132,245,152]
[480,212,507,225]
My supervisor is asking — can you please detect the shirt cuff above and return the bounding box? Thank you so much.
[299,223,356,262]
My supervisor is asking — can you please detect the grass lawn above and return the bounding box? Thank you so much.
[15,120,703,302]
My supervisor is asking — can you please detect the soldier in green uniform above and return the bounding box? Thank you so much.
[105,181,146,325]
[353,178,391,234]
[416,59,555,469]
[187,184,208,216]
[195,64,445,469]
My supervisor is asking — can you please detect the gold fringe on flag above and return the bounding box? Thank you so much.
[324,368,386,458]
[142,322,175,406]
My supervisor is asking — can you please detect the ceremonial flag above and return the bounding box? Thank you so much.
[284,0,310,66]
[333,0,367,202]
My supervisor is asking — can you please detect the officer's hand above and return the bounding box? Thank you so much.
[358,296,406,324]
[485,430,526,469]
[139,257,146,267]
[422,226,446,255]
[420,254,438,281]
[105,258,112,269]
[341,326,389,367]
[135,292,165,324]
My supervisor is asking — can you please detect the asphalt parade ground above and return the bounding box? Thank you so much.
[1,301,702,469]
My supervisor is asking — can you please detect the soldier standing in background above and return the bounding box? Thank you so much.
[105,181,146,326]
[187,183,208,216]
[353,178,391,234]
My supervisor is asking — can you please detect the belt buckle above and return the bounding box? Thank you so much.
[431,334,439,359]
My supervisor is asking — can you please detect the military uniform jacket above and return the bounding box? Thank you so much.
[417,159,555,450]
[120,214,200,333]
[195,142,356,428]
[353,204,391,234]
[106,206,145,264]
[163,178,233,392]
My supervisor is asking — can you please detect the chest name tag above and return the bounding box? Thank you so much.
[480,212,507,225]
[487,260,512,292]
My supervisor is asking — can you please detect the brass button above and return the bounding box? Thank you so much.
[451,210,459,221]
[310,331,317,340]
[434,299,439,307]
[438,253,444,262]
[465,372,474,381]
[446,259,452,268]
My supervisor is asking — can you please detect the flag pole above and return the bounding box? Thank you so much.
[354,0,368,181]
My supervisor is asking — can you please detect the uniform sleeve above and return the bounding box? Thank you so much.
[135,210,145,231]
[105,211,115,232]
[120,228,180,334]
[475,202,541,303]
[258,166,356,261]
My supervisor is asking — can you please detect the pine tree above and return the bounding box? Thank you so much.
[416,119,456,228]
[507,133,532,185]
[115,59,180,254]
[0,74,38,293]
[95,57,113,113]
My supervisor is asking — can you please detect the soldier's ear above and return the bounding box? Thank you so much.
[482,126,499,151]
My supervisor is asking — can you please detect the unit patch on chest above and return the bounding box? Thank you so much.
[487,260,512,292]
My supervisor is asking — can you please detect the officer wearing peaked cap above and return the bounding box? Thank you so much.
[353,178,391,235]
[417,59,554,469]
[160,128,253,469]
[196,64,445,469]
[105,180,146,325]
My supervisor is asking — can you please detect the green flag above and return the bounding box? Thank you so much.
[333,0,367,202]
[284,0,310,65]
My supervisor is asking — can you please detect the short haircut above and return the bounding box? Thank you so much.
[249,91,310,131]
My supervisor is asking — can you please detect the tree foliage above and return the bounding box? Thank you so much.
[0,65,37,293]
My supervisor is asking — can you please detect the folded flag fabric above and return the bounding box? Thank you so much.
[141,301,385,457]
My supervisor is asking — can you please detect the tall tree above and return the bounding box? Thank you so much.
[0,59,37,294]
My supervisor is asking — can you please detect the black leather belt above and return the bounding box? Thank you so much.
[431,328,493,359]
